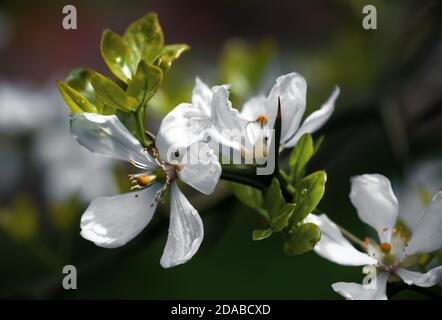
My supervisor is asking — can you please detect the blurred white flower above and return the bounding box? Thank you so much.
[398,159,442,229]
[33,115,116,203]
[70,112,221,268]
[306,174,442,300]
[0,82,55,134]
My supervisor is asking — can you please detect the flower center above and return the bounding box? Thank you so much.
[380,242,392,254]
[163,162,180,183]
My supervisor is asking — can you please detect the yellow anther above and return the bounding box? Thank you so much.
[380,242,392,254]
[136,175,156,187]
[256,114,268,127]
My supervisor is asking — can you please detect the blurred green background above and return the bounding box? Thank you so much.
[0,0,441,299]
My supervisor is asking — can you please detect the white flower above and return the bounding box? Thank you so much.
[306,174,442,300]
[178,73,339,163]
[70,111,221,268]
[397,159,442,229]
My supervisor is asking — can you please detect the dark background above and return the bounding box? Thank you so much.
[0,0,441,299]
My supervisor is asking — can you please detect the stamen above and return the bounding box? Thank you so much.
[255,114,268,128]
[380,242,392,254]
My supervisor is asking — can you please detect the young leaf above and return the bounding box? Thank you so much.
[284,222,321,255]
[228,182,268,220]
[288,133,314,183]
[264,178,284,220]
[271,203,296,232]
[100,29,135,83]
[123,12,164,65]
[65,68,96,104]
[291,170,327,224]
[90,72,138,112]
[56,81,96,113]
[127,61,163,107]
[155,44,190,72]
[252,228,273,241]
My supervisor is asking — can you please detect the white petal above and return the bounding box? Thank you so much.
[266,73,307,144]
[285,86,339,148]
[211,85,249,132]
[192,77,212,117]
[306,214,377,266]
[177,142,221,195]
[396,266,442,287]
[350,174,398,243]
[160,182,204,268]
[405,191,442,255]
[156,103,212,160]
[70,112,155,169]
[332,272,389,300]
[80,183,162,248]
[241,95,267,121]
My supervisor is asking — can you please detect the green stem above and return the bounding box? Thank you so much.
[221,166,270,189]
[134,110,149,147]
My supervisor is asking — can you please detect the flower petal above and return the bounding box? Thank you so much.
[306,214,377,266]
[160,182,204,268]
[405,191,442,255]
[266,73,307,144]
[396,266,442,287]
[241,95,267,121]
[332,272,389,300]
[192,77,212,117]
[211,85,249,132]
[350,174,398,243]
[156,103,212,160]
[285,86,339,148]
[80,183,162,248]
[70,112,155,169]
[177,142,222,195]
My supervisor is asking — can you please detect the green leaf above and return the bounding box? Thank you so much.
[288,133,314,183]
[264,178,284,220]
[56,80,96,113]
[100,29,135,83]
[284,222,321,255]
[90,72,138,112]
[291,170,327,224]
[252,228,273,241]
[271,203,296,232]
[65,68,96,104]
[123,12,164,65]
[155,44,190,72]
[228,182,268,220]
[127,61,163,107]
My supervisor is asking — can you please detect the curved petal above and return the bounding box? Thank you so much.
[177,142,221,195]
[306,214,377,266]
[160,182,204,268]
[332,272,389,300]
[405,191,442,255]
[192,77,212,117]
[80,183,162,248]
[241,95,267,121]
[267,73,307,144]
[70,112,155,169]
[396,266,442,287]
[285,86,339,148]
[211,85,249,133]
[156,103,212,160]
[350,174,398,243]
